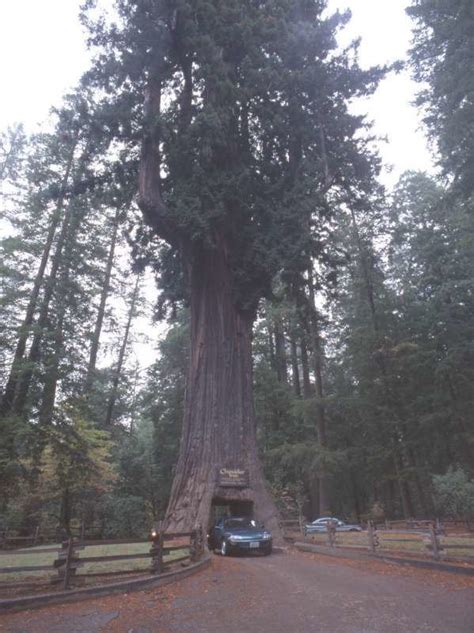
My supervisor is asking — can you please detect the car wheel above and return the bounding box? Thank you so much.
[263,545,272,556]
[220,539,228,556]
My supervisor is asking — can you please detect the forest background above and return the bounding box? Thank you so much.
[0,0,473,537]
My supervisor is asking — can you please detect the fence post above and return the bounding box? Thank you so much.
[150,523,164,574]
[367,520,379,554]
[33,525,40,546]
[429,523,442,561]
[326,520,336,548]
[298,512,304,537]
[54,537,76,589]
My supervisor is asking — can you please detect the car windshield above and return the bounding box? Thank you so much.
[223,518,257,529]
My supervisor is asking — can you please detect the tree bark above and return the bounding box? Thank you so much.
[273,315,288,385]
[289,332,301,397]
[104,275,140,427]
[300,337,312,399]
[165,244,281,539]
[84,206,120,393]
[307,272,330,515]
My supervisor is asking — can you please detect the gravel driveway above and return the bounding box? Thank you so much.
[1,550,473,632]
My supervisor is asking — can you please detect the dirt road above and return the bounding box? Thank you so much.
[1,550,473,632]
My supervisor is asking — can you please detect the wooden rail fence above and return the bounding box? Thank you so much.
[294,520,474,563]
[0,526,204,592]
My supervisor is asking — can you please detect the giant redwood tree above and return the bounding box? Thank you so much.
[83,0,383,534]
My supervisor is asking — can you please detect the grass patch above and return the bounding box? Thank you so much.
[300,531,474,559]
[0,541,190,583]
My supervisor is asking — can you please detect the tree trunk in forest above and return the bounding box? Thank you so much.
[289,333,301,397]
[38,310,66,429]
[85,206,120,393]
[165,245,281,539]
[59,487,71,536]
[0,136,78,418]
[307,272,330,515]
[12,204,75,417]
[307,476,320,521]
[273,315,288,385]
[0,210,61,418]
[38,200,81,431]
[300,337,312,399]
[267,327,276,372]
[352,475,362,522]
[350,207,419,519]
[104,275,140,428]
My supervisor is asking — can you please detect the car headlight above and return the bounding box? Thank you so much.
[262,531,272,540]
[228,535,244,542]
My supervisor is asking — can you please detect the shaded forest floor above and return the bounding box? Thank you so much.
[1,549,474,632]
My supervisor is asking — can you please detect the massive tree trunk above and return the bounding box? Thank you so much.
[165,244,281,538]
[138,47,280,539]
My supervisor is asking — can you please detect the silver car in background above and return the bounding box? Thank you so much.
[304,516,362,535]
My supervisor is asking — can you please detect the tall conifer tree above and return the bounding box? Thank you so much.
[83,0,383,532]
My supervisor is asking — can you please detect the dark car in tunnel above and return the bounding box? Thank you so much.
[208,517,273,556]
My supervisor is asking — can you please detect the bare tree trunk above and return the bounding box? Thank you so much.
[352,475,362,522]
[38,310,66,428]
[307,272,330,515]
[59,487,72,536]
[104,275,140,427]
[268,326,276,372]
[289,332,301,397]
[273,315,288,385]
[300,337,312,398]
[84,206,120,392]
[165,244,281,539]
